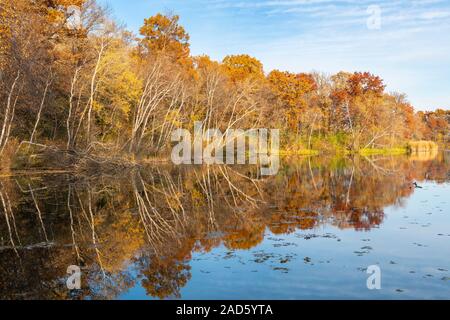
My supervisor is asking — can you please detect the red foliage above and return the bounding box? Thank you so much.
[347,72,385,97]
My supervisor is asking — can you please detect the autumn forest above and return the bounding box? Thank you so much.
[0,0,448,172]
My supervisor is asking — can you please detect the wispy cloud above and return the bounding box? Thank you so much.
[103,0,450,109]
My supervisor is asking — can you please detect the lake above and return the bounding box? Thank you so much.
[0,152,449,299]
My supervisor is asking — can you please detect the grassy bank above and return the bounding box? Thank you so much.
[0,137,441,175]
[276,149,320,156]
[276,146,410,157]
[358,147,409,156]
[283,134,440,156]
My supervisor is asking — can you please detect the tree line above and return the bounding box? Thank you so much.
[0,0,448,163]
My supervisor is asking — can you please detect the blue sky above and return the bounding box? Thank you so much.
[100,0,450,111]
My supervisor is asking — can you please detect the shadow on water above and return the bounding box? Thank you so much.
[0,152,449,299]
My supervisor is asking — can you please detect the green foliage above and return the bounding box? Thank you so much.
[359,148,408,156]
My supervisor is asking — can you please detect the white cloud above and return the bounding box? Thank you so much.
[420,11,450,19]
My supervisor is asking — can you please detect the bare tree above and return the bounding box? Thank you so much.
[0,71,21,155]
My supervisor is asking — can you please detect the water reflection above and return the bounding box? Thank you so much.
[0,153,449,299]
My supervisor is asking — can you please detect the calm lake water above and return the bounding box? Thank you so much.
[0,152,449,299]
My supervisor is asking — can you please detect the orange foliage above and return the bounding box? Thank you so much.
[222,54,264,83]
[139,13,190,64]
[268,70,317,130]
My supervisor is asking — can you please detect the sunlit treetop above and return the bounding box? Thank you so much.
[331,71,386,104]
[194,55,221,70]
[139,13,190,61]
[347,72,385,97]
[192,55,224,81]
[268,70,316,109]
[222,54,264,83]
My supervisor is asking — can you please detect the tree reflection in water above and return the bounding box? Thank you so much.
[0,153,449,299]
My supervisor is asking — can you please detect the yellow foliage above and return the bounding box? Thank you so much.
[407,141,439,153]
[222,54,264,83]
